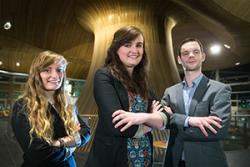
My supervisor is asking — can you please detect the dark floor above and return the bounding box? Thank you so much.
[1,117,250,167]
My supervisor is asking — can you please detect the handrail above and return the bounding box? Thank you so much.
[228,81,250,86]
[231,114,250,117]
[231,91,250,94]
[79,114,98,117]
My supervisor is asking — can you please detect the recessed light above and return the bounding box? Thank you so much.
[16,62,20,66]
[224,44,231,49]
[210,44,221,55]
[3,21,11,30]
[235,62,240,66]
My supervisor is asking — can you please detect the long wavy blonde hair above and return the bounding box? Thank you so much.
[22,51,79,144]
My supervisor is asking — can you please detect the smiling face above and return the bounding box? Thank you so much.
[39,61,65,92]
[117,34,144,71]
[178,41,205,72]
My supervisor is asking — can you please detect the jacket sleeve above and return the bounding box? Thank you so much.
[11,100,68,166]
[181,85,232,141]
[93,69,138,137]
[161,88,175,129]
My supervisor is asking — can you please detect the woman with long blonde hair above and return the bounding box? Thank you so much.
[11,51,90,167]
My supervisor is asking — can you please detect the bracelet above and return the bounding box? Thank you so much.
[58,138,65,148]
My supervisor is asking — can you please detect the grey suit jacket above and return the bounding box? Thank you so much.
[161,75,231,167]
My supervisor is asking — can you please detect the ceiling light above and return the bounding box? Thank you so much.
[3,21,11,30]
[235,62,240,66]
[16,62,20,66]
[210,44,221,55]
[224,44,231,49]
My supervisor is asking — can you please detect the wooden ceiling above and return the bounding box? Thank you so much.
[0,0,250,79]
[0,0,94,79]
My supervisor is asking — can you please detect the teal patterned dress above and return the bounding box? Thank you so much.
[127,93,152,167]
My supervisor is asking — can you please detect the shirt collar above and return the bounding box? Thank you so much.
[182,74,203,88]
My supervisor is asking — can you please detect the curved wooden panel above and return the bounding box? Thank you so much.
[75,0,180,115]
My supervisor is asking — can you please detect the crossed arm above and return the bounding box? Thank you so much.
[52,110,90,148]
[162,84,231,139]
[112,100,170,131]
[113,103,223,137]
[11,101,90,165]
[113,85,231,138]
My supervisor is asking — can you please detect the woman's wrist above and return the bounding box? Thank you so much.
[53,135,78,148]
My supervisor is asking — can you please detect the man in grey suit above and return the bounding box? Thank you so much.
[162,37,231,167]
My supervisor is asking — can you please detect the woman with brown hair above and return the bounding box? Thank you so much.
[85,26,169,167]
[11,51,90,167]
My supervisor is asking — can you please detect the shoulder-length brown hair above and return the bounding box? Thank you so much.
[22,50,78,144]
[104,26,149,98]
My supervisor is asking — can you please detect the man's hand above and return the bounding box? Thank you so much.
[188,116,222,137]
[151,100,163,113]
[163,106,173,114]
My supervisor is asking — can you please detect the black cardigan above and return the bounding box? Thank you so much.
[85,67,155,167]
[11,98,90,167]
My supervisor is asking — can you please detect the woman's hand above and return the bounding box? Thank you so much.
[52,135,76,148]
[52,140,61,147]
[112,110,147,132]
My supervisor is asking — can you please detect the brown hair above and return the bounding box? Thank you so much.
[177,37,204,56]
[104,26,149,98]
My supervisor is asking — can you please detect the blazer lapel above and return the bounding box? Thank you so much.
[189,76,210,116]
[113,78,129,110]
[176,83,186,115]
